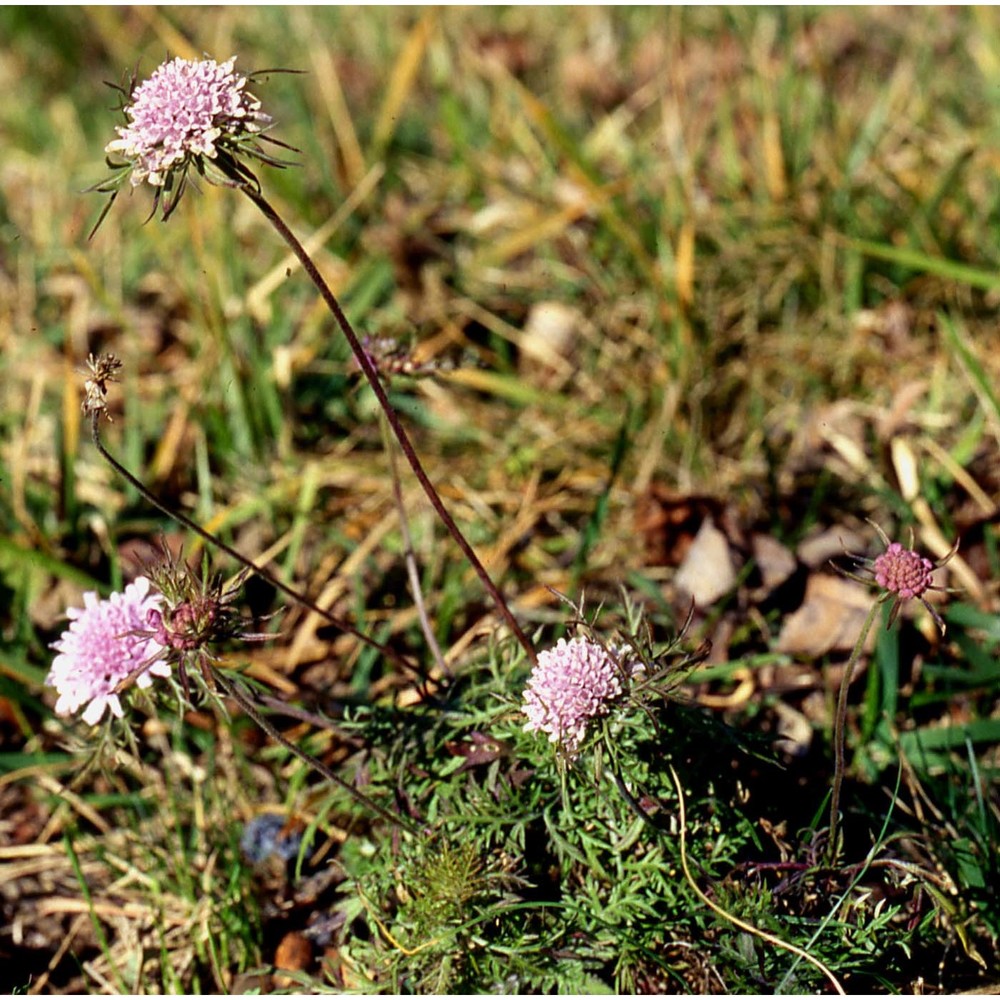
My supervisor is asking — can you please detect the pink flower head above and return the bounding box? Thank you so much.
[836,522,954,635]
[522,637,628,755]
[47,577,170,725]
[873,542,934,600]
[106,56,270,188]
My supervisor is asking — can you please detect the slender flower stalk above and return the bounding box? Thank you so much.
[236,183,536,663]
[827,601,880,864]
[827,525,953,861]
[93,55,536,664]
[81,355,418,676]
[212,667,419,834]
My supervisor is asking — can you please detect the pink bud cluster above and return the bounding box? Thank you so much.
[872,542,935,600]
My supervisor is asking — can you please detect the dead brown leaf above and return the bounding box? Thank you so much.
[776,572,873,658]
[634,485,722,567]
[674,517,738,609]
[751,532,797,595]
[274,930,313,987]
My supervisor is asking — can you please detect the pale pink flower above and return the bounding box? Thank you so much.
[522,637,628,755]
[47,577,170,725]
[92,55,288,233]
[106,56,270,188]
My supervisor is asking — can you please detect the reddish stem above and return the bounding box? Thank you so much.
[241,184,536,663]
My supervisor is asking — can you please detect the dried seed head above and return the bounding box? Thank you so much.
[82,353,123,419]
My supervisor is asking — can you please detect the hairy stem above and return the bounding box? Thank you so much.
[828,599,882,863]
[90,413,418,674]
[238,184,536,664]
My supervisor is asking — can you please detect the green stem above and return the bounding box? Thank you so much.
[238,184,537,665]
[828,598,882,863]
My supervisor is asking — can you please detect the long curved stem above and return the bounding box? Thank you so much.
[604,731,844,993]
[239,185,536,665]
[90,413,418,675]
[828,599,882,863]
[670,765,845,995]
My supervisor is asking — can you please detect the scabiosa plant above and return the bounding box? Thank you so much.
[49,541,416,831]
[826,523,955,860]
[91,55,536,665]
[522,636,631,756]
[74,354,431,831]
[47,576,170,726]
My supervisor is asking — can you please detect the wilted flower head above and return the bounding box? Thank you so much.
[139,549,275,702]
[81,352,123,420]
[522,636,629,755]
[47,577,169,725]
[356,335,465,383]
[94,55,290,229]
